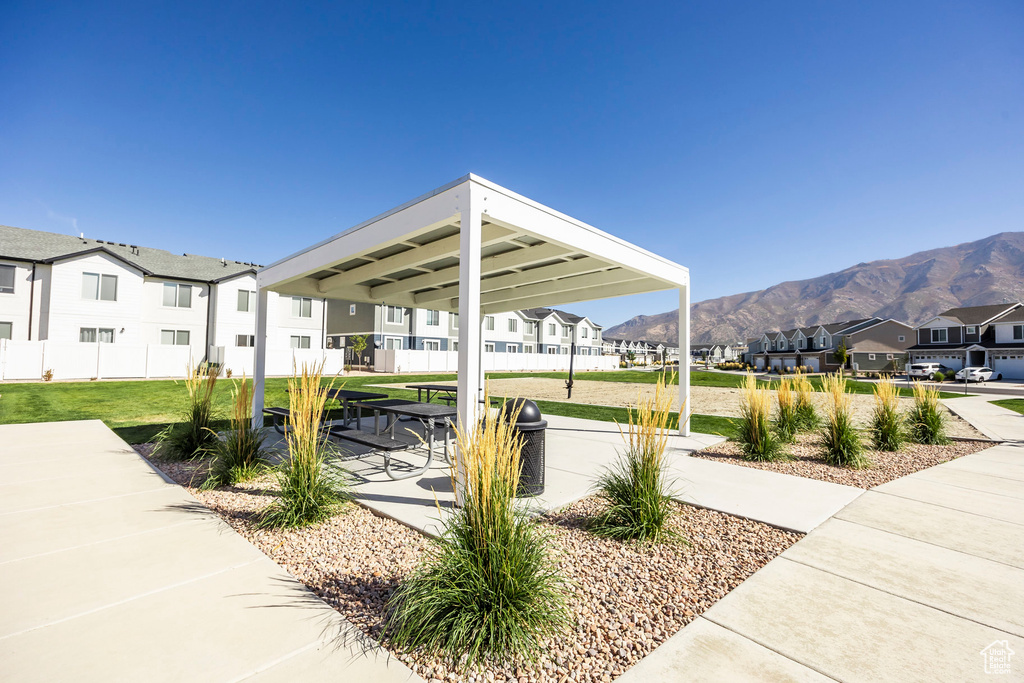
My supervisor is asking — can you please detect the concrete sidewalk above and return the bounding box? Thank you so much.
[621,396,1024,682]
[942,393,1024,442]
[0,420,420,683]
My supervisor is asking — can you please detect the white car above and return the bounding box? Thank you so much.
[954,366,1001,383]
[908,363,953,380]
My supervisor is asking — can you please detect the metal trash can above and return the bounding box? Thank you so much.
[500,398,547,497]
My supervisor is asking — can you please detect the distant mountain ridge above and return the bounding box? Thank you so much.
[604,232,1024,345]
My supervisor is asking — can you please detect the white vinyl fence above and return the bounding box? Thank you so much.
[0,340,347,381]
[374,349,618,374]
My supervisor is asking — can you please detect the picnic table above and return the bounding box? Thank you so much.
[406,383,458,405]
[331,400,457,480]
[267,388,388,433]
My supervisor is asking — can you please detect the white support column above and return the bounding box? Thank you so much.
[679,284,690,436]
[251,287,270,429]
[456,186,483,432]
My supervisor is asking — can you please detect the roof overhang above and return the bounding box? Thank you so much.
[257,174,689,314]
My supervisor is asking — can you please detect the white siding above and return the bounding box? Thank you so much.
[140,277,210,357]
[994,323,1024,344]
[48,253,144,345]
[0,261,34,340]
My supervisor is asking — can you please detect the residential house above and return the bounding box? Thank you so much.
[750,318,913,372]
[0,224,326,361]
[909,303,1024,378]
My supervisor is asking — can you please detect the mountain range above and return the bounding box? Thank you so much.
[604,232,1024,345]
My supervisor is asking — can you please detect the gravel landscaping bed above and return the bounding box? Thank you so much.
[384,378,986,440]
[138,447,800,682]
[688,434,992,489]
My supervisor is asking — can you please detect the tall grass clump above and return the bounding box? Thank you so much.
[870,377,904,451]
[793,372,820,431]
[738,374,784,461]
[202,375,268,489]
[384,403,569,668]
[773,377,799,442]
[257,363,347,528]
[590,375,680,543]
[907,382,949,445]
[820,373,869,469]
[157,363,220,460]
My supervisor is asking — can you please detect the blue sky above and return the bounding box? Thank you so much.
[2,1,1022,328]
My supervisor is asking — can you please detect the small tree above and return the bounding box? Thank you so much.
[350,334,368,369]
[834,342,849,374]
[626,350,636,367]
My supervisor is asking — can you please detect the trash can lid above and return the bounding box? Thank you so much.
[500,398,543,423]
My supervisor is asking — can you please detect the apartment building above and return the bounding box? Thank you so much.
[909,302,1024,379]
[0,224,327,360]
[325,301,604,359]
[749,318,914,373]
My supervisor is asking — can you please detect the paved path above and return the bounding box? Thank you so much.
[622,401,1024,682]
[0,420,419,683]
[942,393,1024,442]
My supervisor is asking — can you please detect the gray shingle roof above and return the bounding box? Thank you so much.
[937,303,1021,325]
[992,306,1024,324]
[0,224,259,283]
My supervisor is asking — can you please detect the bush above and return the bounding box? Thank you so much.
[257,362,348,528]
[591,375,680,542]
[203,375,268,489]
[932,371,945,382]
[793,372,820,431]
[908,382,949,445]
[385,402,569,667]
[820,373,869,468]
[738,374,785,461]
[773,377,799,442]
[157,363,220,461]
[871,377,904,451]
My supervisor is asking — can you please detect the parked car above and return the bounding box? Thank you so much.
[907,363,954,380]
[953,366,1001,383]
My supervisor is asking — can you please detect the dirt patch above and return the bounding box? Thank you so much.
[689,435,992,489]
[141,450,799,682]
[387,377,987,440]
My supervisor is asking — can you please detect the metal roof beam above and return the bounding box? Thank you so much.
[412,257,610,305]
[479,278,671,315]
[471,269,647,307]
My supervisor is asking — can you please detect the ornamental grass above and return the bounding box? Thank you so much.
[202,375,268,489]
[257,362,347,529]
[908,381,949,445]
[157,362,220,461]
[773,377,799,443]
[590,374,681,543]
[870,377,905,451]
[820,373,869,469]
[384,401,569,668]
[793,371,820,431]
[738,373,785,461]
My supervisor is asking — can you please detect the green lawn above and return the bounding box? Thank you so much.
[992,398,1024,416]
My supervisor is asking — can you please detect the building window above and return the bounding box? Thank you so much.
[82,273,118,301]
[237,290,256,312]
[931,328,948,343]
[161,329,190,345]
[79,327,115,343]
[507,344,518,353]
[163,282,193,308]
[868,354,876,361]
[0,321,10,339]
[385,306,403,324]
[547,346,556,354]
[966,326,977,335]
[426,310,440,326]
[524,344,534,353]
[581,327,589,339]
[886,354,894,360]
[0,265,15,294]
[898,335,905,342]
[485,342,495,352]
[525,322,535,334]
[424,339,440,351]
[384,336,402,350]
[292,297,313,318]
[485,316,495,331]
[452,313,458,329]
[451,341,458,351]
[236,334,255,347]
[349,303,357,316]
[560,346,569,354]
[1013,325,1024,341]
[290,335,311,349]
[562,325,571,337]
[508,318,518,333]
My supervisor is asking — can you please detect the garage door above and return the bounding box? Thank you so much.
[783,357,797,369]
[755,357,765,370]
[804,357,820,372]
[770,358,782,371]
[993,354,1024,380]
